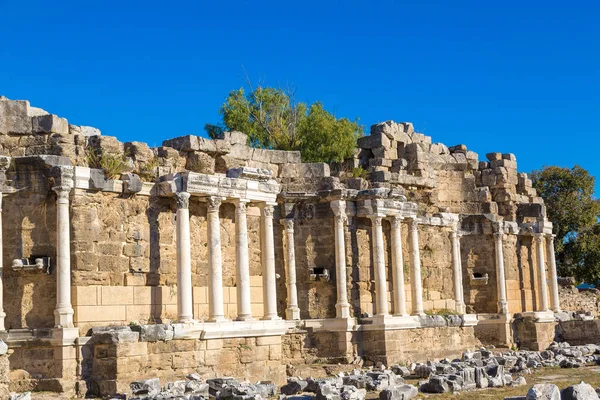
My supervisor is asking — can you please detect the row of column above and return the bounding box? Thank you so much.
[175,193,280,323]
[494,231,561,314]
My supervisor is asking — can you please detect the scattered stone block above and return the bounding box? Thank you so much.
[130,378,161,397]
[526,383,560,400]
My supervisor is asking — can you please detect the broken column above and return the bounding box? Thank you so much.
[451,227,466,314]
[494,228,509,314]
[546,234,561,312]
[370,214,389,316]
[207,196,226,322]
[54,174,75,328]
[259,202,279,320]
[331,200,351,319]
[233,199,252,321]
[390,216,408,317]
[282,218,300,320]
[535,234,549,312]
[175,192,194,322]
[408,218,425,316]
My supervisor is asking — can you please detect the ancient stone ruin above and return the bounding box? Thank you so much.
[0,97,571,397]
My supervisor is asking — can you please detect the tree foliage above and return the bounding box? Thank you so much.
[531,165,600,282]
[205,86,362,163]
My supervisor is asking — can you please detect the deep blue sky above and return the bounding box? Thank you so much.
[2,1,599,192]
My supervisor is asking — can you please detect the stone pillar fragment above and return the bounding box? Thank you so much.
[370,215,389,316]
[259,202,279,320]
[175,192,194,322]
[535,234,550,312]
[546,235,561,312]
[233,199,252,321]
[282,218,300,320]
[451,227,466,314]
[54,185,74,328]
[331,200,351,319]
[207,196,226,322]
[390,216,407,317]
[408,218,425,316]
[494,231,509,314]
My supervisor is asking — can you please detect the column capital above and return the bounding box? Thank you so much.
[206,196,223,212]
[259,202,276,218]
[494,231,504,240]
[533,233,544,243]
[53,185,71,202]
[369,215,384,227]
[232,198,250,214]
[389,215,404,229]
[174,192,191,209]
[330,199,347,216]
[283,218,294,231]
[408,217,419,231]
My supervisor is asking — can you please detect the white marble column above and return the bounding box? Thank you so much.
[0,193,6,331]
[408,218,424,316]
[451,227,466,314]
[535,234,550,312]
[233,199,252,321]
[390,216,407,317]
[282,218,300,320]
[175,192,194,322]
[207,196,226,322]
[53,185,74,328]
[494,230,509,314]
[370,215,389,316]
[259,202,279,320]
[331,200,351,319]
[546,234,561,312]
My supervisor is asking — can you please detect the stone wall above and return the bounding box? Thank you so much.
[558,286,600,317]
[86,327,285,397]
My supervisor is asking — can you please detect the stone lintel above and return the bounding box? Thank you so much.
[226,166,273,181]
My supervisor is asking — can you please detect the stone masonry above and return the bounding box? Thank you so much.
[0,97,565,396]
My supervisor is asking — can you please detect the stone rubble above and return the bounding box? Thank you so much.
[109,341,600,399]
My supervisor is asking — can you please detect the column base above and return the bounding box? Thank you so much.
[498,301,509,315]
[235,315,254,322]
[177,317,196,324]
[285,307,301,320]
[54,307,74,329]
[335,303,351,319]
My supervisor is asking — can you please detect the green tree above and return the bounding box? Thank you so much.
[205,86,362,163]
[531,165,600,281]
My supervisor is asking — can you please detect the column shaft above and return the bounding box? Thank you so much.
[390,216,407,317]
[234,200,252,320]
[546,235,561,312]
[451,229,466,314]
[535,234,550,311]
[408,218,424,316]
[371,215,388,316]
[260,203,279,320]
[175,193,193,322]
[331,200,350,319]
[494,232,509,314]
[207,196,226,322]
[283,219,300,320]
[54,186,74,328]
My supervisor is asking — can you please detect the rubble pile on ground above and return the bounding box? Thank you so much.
[417,341,600,394]
[100,341,600,399]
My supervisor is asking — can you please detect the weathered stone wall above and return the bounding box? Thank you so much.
[557,320,600,345]
[361,325,481,365]
[558,286,600,316]
[87,329,285,397]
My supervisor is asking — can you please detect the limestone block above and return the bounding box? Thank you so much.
[485,152,502,161]
[448,144,467,154]
[122,173,143,194]
[81,126,101,136]
[228,144,253,160]
[430,143,449,155]
[372,146,397,159]
[101,286,134,305]
[124,141,154,162]
[300,163,330,178]
[163,135,199,151]
[213,139,231,154]
[358,132,391,149]
[218,130,248,145]
[32,114,68,134]
[0,100,31,134]
[252,148,272,163]
[287,151,302,163]
[186,151,215,174]
[526,383,560,400]
[369,171,391,182]
[280,163,300,178]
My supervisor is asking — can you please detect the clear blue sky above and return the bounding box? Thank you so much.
[2,1,599,193]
